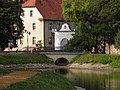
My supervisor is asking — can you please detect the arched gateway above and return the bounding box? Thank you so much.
[54,23,74,50]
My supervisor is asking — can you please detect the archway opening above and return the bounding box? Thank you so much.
[55,57,69,66]
[60,38,68,50]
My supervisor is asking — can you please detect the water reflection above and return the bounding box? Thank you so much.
[55,68,68,75]
[65,69,120,90]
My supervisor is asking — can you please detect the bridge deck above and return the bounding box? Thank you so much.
[39,52,83,55]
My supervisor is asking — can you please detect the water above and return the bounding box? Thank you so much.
[0,68,120,90]
[55,69,120,90]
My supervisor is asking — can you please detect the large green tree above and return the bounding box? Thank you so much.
[0,0,24,51]
[62,0,120,53]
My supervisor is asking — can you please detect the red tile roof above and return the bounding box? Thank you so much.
[22,0,64,20]
[22,0,36,7]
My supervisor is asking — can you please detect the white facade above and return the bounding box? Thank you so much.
[54,23,74,50]
[18,7,44,51]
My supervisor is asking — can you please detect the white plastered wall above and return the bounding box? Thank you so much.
[18,7,44,51]
[54,23,74,50]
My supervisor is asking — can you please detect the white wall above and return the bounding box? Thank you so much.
[54,23,74,50]
[18,7,44,51]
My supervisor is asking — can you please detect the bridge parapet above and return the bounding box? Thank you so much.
[39,52,83,62]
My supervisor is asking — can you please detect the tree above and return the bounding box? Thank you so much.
[115,30,120,48]
[0,0,24,51]
[62,0,120,53]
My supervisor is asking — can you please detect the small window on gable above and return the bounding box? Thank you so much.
[30,10,33,17]
[32,37,36,44]
[32,23,36,30]
[48,23,52,30]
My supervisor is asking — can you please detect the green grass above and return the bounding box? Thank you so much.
[2,71,74,90]
[0,69,13,75]
[72,54,120,68]
[0,54,53,65]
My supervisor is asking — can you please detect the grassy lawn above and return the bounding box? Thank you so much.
[0,69,13,75]
[2,71,74,90]
[0,54,53,65]
[72,54,120,68]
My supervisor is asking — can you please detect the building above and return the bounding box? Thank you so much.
[5,0,74,51]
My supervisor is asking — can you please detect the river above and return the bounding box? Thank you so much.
[0,68,120,90]
[55,69,120,90]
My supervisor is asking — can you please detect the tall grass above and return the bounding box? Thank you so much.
[72,54,120,68]
[2,71,74,90]
[0,69,13,75]
[0,54,53,65]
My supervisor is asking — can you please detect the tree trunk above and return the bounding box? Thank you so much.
[103,36,106,54]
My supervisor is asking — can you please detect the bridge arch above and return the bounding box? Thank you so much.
[55,57,69,66]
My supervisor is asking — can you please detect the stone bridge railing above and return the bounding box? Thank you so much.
[39,52,83,62]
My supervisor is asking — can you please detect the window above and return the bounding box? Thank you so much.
[20,39,23,45]
[30,10,33,17]
[32,23,36,30]
[48,37,52,44]
[21,12,25,17]
[48,23,52,30]
[32,37,36,44]
[57,23,61,30]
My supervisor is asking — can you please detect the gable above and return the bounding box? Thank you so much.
[59,23,72,32]
[22,0,64,20]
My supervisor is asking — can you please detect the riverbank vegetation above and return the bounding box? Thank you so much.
[72,54,120,68]
[0,54,53,65]
[2,71,74,90]
[0,69,13,75]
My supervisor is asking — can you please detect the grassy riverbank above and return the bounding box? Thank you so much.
[0,69,13,75]
[0,54,53,65]
[2,71,74,90]
[72,54,120,68]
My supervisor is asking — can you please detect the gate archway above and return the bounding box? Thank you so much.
[60,38,68,50]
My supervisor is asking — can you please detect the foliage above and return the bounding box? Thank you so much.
[2,71,74,90]
[62,0,120,53]
[0,69,13,75]
[36,40,42,48]
[0,0,24,51]
[115,30,120,48]
[0,54,53,65]
[72,54,120,68]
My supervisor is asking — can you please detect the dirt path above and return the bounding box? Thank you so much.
[0,71,37,89]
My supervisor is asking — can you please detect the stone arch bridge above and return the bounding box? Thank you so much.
[40,52,83,65]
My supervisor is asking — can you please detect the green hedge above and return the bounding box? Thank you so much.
[2,71,74,90]
[72,54,120,68]
[0,54,53,65]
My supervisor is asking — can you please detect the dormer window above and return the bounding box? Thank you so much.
[30,10,33,17]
